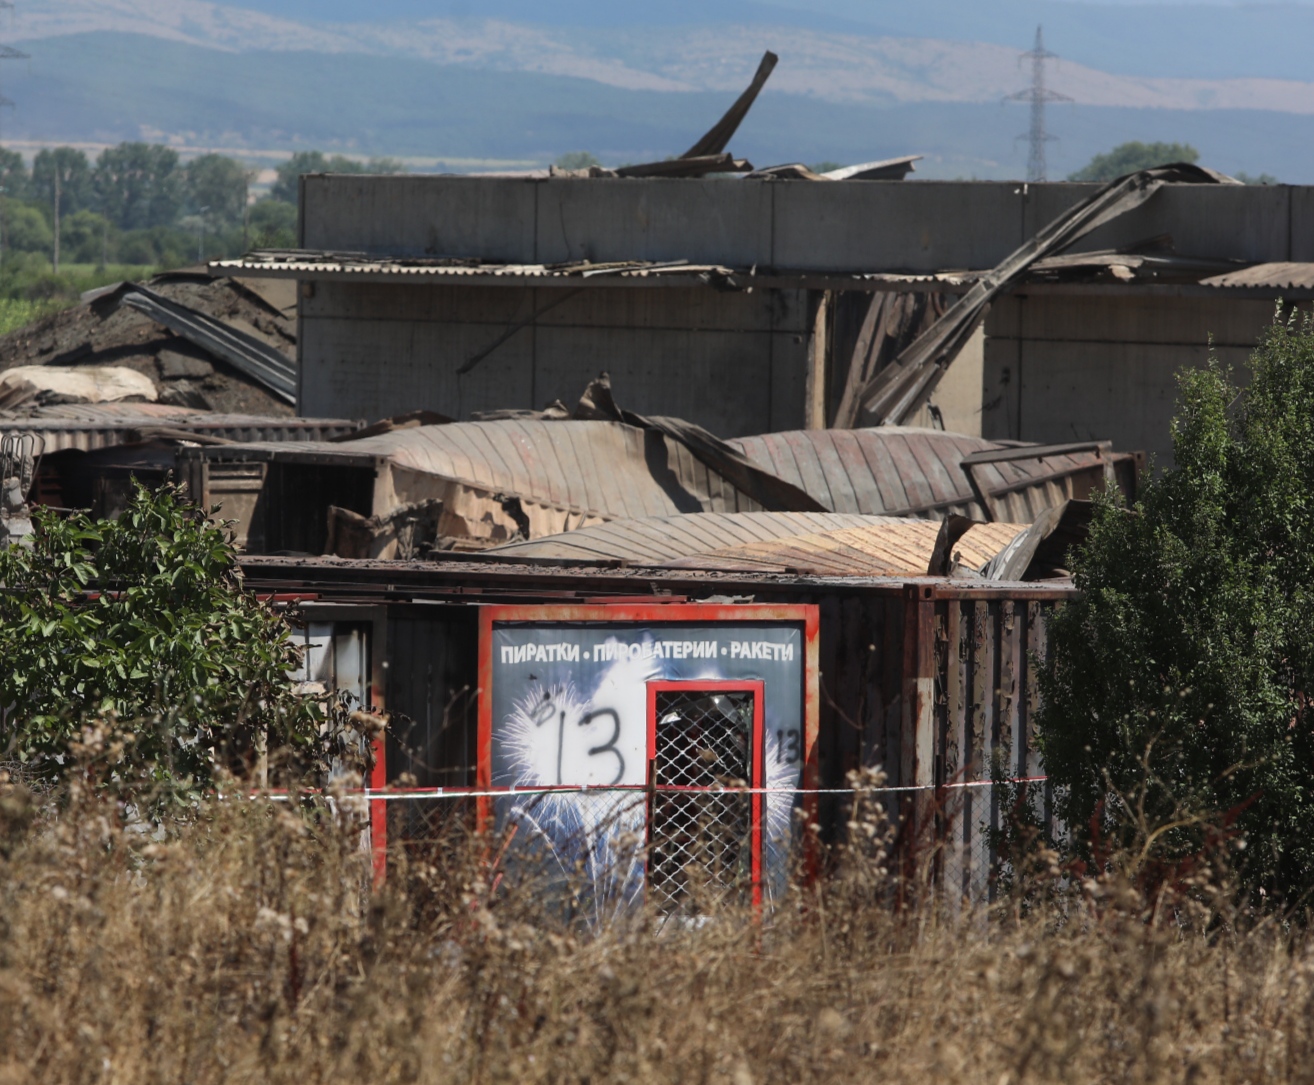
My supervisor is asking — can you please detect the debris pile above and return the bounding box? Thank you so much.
[0,271,297,417]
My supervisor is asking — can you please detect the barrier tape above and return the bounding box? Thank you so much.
[254,777,1048,802]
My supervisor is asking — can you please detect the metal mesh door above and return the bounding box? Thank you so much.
[648,689,757,914]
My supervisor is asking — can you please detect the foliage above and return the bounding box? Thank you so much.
[248,198,297,248]
[31,147,93,217]
[92,142,184,231]
[1235,170,1279,185]
[1038,308,1314,899]
[1067,141,1199,181]
[0,200,52,254]
[0,148,29,200]
[0,482,322,804]
[58,209,113,265]
[270,150,404,205]
[0,297,71,336]
[185,152,250,226]
[555,150,601,170]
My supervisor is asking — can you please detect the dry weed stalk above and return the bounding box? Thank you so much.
[1,769,1313,1085]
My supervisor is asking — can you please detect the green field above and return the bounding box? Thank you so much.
[0,264,157,336]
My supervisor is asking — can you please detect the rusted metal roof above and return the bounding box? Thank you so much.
[729,427,989,518]
[959,441,1139,523]
[661,519,948,576]
[489,512,1036,577]
[0,404,360,453]
[220,419,763,519]
[487,512,883,565]
[952,521,1031,571]
[727,428,1130,522]
[197,420,1131,533]
[236,550,1077,599]
[1200,262,1314,290]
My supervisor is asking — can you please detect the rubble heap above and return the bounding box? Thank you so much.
[0,270,296,417]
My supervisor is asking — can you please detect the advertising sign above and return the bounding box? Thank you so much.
[478,604,817,922]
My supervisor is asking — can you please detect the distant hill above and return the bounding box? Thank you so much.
[10,0,1314,103]
[182,0,1314,82]
[2,31,1309,182]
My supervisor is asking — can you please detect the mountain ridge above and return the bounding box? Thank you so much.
[7,0,1314,115]
[1,31,1308,182]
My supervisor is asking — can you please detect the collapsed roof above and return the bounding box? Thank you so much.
[176,407,1140,558]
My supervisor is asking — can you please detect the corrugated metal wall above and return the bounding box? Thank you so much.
[799,584,1067,902]
[934,594,1055,906]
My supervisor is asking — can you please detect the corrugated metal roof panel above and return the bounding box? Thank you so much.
[1201,262,1314,290]
[486,512,883,565]
[953,522,1029,570]
[729,428,990,518]
[0,405,360,452]
[231,420,764,519]
[665,520,948,576]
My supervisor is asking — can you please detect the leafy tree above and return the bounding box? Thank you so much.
[1234,171,1279,186]
[248,198,297,248]
[0,148,29,200]
[555,151,601,170]
[269,151,403,205]
[185,153,250,227]
[59,209,113,265]
[1038,310,1314,898]
[0,200,53,254]
[32,147,93,219]
[0,483,322,804]
[115,225,196,269]
[92,142,184,230]
[364,156,408,175]
[1068,141,1199,182]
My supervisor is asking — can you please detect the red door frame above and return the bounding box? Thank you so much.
[646,679,766,907]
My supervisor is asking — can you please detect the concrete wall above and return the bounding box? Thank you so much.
[302,175,1314,271]
[981,294,1304,467]
[297,175,1314,437]
[299,280,810,434]
[906,326,985,436]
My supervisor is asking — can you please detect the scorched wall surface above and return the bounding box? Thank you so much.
[298,280,809,435]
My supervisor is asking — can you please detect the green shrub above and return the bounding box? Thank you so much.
[248,198,297,248]
[0,483,323,806]
[2,201,53,254]
[1068,141,1200,182]
[1039,307,1314,898]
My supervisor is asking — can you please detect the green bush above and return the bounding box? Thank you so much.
[248,198,297,248]
[0,297,67,336]
[0,483,323,806]
[269,150,404,205]
[59,209,113,265]
[1039,307,1314,898]
[1068,141,1200,182]
[2,201,52,254]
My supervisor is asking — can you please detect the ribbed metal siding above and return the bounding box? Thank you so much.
[935,596,1054,907]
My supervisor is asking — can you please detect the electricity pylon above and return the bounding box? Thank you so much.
[1005,26,1070,182]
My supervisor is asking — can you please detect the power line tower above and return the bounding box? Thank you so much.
[1006,25,1070,182]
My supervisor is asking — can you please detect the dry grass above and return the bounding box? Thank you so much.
[1,776,1312,1085]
